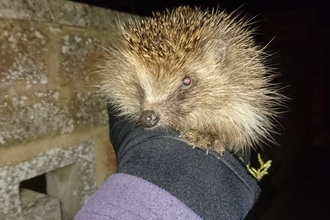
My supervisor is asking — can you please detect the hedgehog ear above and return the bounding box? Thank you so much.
[204,39,227,63]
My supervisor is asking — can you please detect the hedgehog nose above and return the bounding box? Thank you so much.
[140,110,159,128]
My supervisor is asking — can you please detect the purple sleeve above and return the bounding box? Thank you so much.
[75,173,202,220]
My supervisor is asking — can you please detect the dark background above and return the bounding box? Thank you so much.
[71,0,330,219]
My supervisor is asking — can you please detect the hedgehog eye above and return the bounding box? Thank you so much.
[182,76,192,88]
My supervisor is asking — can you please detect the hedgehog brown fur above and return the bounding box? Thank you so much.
[97,6,286,156]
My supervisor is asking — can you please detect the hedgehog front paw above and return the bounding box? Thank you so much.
[179,129,225,156]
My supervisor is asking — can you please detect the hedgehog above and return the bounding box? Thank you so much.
[97,6,285,156]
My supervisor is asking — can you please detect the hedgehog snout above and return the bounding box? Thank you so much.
[140,110,159,128]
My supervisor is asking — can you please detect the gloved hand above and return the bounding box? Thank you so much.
[108,104,260,220]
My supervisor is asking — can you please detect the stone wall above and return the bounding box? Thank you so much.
[0,0,135,219]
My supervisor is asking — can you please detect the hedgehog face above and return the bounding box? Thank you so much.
[129,50,233,132]
[132,61,203,129]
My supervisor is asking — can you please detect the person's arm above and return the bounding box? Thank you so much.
[75,106,260,220]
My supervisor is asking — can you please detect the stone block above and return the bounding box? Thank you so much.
[59,31,109,84]
[20,188,62,220]
[0,140,97,219]
[0,0,135,31]
[0,20,49,87]
[0,19,111,148]
[0,89,73,148]
[74,91,108,128]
